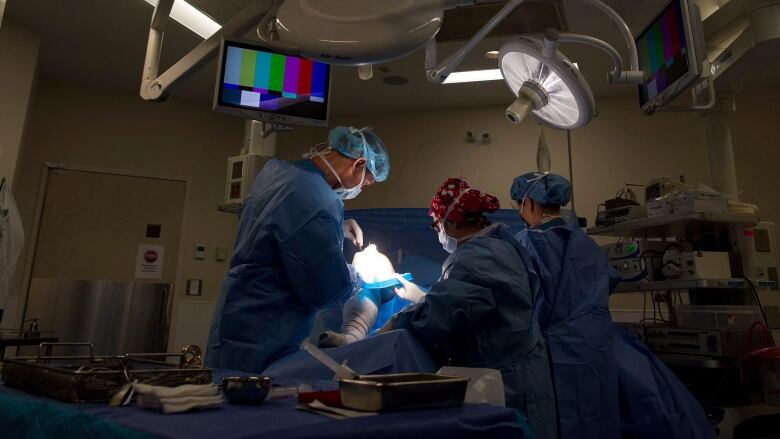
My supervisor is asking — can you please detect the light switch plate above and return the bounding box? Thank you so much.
[216,246,227,262]
[195,245,206,260]
[186,279,202,296]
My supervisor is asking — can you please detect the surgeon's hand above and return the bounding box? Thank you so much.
[347,264,363,292]
[394,275,426,305]
[343,219,364,249]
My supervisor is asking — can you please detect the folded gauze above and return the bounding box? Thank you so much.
[134,383,224,414]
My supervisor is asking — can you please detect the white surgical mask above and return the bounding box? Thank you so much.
[438,226,458,254]
[437,187,478,253]
[333,165,365,200]
[305,128,369,200]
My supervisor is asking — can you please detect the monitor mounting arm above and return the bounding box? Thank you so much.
[425,0,643,84]
[140,0,277,101]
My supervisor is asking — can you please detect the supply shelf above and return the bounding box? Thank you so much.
[612,278,747,293]
[587,213,760,238]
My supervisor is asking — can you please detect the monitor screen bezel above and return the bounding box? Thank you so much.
[636,0,700,114]
[212,39,331,128]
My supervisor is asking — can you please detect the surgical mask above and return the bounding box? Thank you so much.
[438,226,458,253]
[305,127,369,200]
[334,164,365,200]
[437,187,477,253]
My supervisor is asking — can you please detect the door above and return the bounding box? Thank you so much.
[22,167,187,354]
[32,168,186,282]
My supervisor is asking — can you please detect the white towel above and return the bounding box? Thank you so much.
[134,383,224,414]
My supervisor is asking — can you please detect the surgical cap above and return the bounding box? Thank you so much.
[430,177,500,223]
[510,172,571,206]
[328,126,390,182]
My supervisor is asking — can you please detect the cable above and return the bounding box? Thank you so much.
[640,250,663,281]
[744,278,775,345]
[657,298,667,322]
[704,345,779,411]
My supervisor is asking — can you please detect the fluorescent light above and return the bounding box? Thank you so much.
[143,0,221,39]
[443,69,504,84]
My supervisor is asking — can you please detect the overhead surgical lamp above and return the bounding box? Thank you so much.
[426,0,644,129]
[141,0,645,129]
[499,31,595,129]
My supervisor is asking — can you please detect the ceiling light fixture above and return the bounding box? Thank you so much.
[142,0,220,39]
[442,69,503,84]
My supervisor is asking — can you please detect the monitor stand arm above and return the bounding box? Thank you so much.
[140,0,276,101]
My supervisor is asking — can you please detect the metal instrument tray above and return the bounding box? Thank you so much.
[338,373,468,412]
[1,343,211,403]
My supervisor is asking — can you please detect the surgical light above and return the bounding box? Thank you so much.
[141,0,646,130]
[351,244,396,285]
[142,0,219,39]
[499,33,595,129]
[442,69,503,84]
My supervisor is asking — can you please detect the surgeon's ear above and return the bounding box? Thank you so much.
[353,158,367,172]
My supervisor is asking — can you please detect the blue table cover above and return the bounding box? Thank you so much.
[1,360,528,439]
[264,330,437,381]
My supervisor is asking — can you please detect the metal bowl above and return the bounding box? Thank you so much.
[221,376,272,405]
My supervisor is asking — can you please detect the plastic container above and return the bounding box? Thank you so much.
[675,305,763,329]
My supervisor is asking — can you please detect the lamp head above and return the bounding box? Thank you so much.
[499,37,596,129]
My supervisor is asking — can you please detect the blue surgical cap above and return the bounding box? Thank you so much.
[328,126,390,182]
[510,172,571,206]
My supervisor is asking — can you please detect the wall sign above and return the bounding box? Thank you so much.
[135,245,164,279]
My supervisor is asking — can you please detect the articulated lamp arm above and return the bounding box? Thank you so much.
[140,0,277,101]
[426,0,525,83]
[545,30,644,84]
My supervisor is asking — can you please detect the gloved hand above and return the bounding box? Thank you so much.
[343,219,364,248]
[347,264,363,292]
[393,275,426,305]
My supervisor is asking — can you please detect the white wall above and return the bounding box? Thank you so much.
[0,22,38,186]
[279,96,709,227]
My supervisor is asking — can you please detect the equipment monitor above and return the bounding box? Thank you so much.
[213,40,331,127]
[636,0,702,114]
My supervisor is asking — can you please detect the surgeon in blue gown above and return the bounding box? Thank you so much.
[206,126,390,373]
[510,172,713,439]
[383,177,557,439]
[511,172,620,439]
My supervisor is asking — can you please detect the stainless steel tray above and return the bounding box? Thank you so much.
[338,373,468,412]
[1,343,211,403]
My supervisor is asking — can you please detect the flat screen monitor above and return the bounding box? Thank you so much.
[213,40,331,127]
[636,0,700,113]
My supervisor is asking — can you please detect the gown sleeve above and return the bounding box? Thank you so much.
[392,241,499,348]
[279,211,353,310]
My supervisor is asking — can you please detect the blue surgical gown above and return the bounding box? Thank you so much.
[613,324,714,439]
[206,159,353,373]
[392,224,557,439]
[516,218,620,439]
